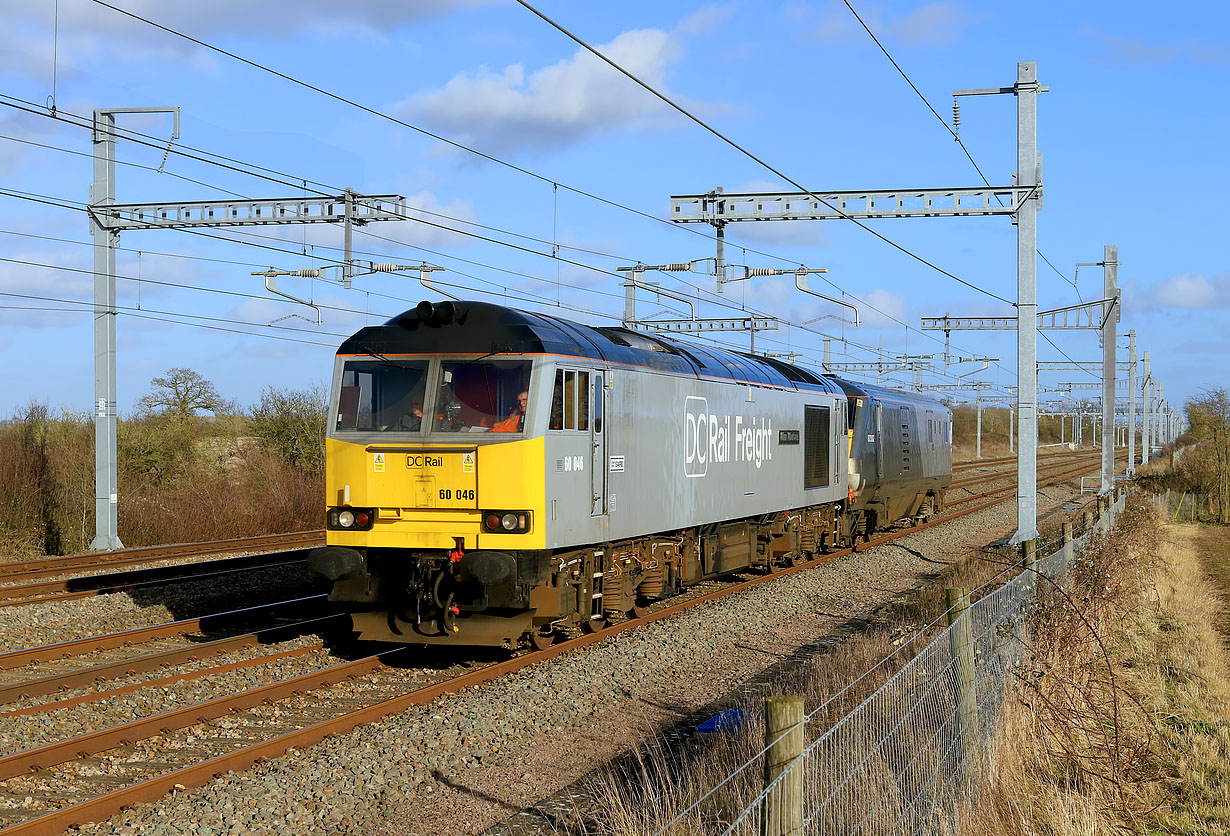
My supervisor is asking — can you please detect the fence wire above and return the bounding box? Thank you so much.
[719,493,1125,836]
[1153,489,1212,522]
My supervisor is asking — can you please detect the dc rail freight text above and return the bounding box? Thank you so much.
[308,300,952,649]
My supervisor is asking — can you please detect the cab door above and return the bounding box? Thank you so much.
[874,403,884,480]
[590,372,606,516]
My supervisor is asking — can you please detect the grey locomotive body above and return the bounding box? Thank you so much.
[310,301,950,647]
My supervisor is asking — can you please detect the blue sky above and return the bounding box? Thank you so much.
[0,0,1225,419]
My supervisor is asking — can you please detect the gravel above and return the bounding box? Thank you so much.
[0,564,315,653]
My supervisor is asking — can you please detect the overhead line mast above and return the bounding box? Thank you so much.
[88,108,408,550]
[672,63,1047,545]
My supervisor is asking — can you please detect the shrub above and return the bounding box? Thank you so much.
[250,385,327,476]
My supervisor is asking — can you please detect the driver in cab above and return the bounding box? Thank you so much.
[492,391,528,433]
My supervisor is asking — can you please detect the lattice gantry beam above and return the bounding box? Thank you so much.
[921,299,1114,332]
[670,186,1027,223]
[91,194,407,230]
[631,317,779,334]
[1037,362,1130,372]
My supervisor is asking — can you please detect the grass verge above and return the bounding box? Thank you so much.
[567,497,1230,836]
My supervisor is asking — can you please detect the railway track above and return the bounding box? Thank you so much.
[950,445,1114,473]
[949,449,1125,494]
[0,451,1115,835]
[0,552,312,609]
[0,531,322,584]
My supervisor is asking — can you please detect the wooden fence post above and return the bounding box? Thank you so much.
[946,588,978,779]
[762,695,805,836]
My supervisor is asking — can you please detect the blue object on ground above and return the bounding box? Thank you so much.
[696,709,746,734]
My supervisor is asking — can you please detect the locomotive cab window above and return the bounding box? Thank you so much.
[335,359,429,433]
[550,369,590,431]
[435,360,532,433]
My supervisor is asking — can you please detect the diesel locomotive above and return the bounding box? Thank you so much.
[308,300,951,648]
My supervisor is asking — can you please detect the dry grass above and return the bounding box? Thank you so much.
[573,499,1230,836]
[961,505,1230,836]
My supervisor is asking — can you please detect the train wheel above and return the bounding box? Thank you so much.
[529,628,556,651]
[581,616,607,634]
[628,603,651,619]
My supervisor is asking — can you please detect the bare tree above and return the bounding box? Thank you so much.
[1184,387,1230,523]
[136,368,226,421]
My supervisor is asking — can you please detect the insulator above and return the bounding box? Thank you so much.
[952,98,961,139]
[659,263,692,272]
[292,269,320,278]
[745,268,779,277]
[370,263,410,273]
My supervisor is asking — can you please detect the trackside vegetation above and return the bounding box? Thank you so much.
[0,370,326,556]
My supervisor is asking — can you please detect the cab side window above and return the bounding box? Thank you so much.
[550,369,590,430]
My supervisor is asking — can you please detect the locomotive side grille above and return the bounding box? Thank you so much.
[803,406,831,489]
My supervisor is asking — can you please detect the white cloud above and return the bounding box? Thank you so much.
[793,1,979,48]
[0,247,95,329]
[1082,28,1230,67]
[398,28,691,154]
[1139,272,1230,310]
[677,4,736,37]
[0,1,493,83]
[888,3,969,46]
[725,221,829,248]
[860,287,908,328]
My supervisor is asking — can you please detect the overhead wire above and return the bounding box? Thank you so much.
[513,0,1012,307]
[85,0,725,248]
[60,5,1015,378]
[840,0,1091,314]
[0,106,1001,389]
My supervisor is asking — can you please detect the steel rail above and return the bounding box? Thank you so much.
[1,645,325,718]
[950,450,1111,490]
[946,452,1126,510]
[0,649,406,780]
[0,455,1114,835]
[0,554,309,608]
[0,595,327,671]
[950,445,1122,473]
[0,615,345,705]
[0,531,322,581]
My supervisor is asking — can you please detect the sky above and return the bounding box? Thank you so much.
[0,0,1225,421]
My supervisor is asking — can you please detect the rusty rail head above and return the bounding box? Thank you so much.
[0,595,327,671]
[0,555,308,608]
[0,649,404,781]
[0,614,345,705]
[0,531,323,581]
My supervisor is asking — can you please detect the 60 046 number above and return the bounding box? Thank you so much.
[439,488,475,501]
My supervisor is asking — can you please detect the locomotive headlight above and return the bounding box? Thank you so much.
[327,507,375,531]
[482,510,531,533]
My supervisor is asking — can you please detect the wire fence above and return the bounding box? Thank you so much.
[1152,489,1212,522]
[716,491,1127,836]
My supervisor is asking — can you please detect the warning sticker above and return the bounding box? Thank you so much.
[462,452,475,473]
[373,452,386,473]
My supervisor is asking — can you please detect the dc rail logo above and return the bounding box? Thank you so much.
[684,396,775,478]
[684,396,711,478]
